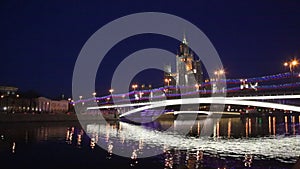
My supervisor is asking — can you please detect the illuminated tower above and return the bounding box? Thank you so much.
[176,34,203,89]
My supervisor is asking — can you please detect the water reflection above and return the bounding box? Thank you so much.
[245,118,249,138]
[130,149,138,167]
[213,120,220,139]
[0,122,75,151]
[268,116,272,134]
[227,118,231,138]
[163,148,205,169]
[285,116,289,134]
[107,141,113,159]
[80,115,299,166]
[0,116,299,169]
[273,116,276,136]
[90,137,95,149]
[77,129,83,147]
[164,150,173,168]
[292,116,296,136]
[249,118,252,136]
[243,154,253,167]
[12,142,16,153]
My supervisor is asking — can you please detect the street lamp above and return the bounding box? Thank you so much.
[67,98,72,112]
[214,69,225,79]
[132,84,138,91]
[284,59,298,72]
[284,58,299,85]
[109,89,114,99]
[213,69,225,93]
[92,92,96,102]
[195,84,200,91]
[1,95,5,113]
[79,95,83,105]
[164,78,172,86]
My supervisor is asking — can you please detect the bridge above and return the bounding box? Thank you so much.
[73,72,300,118]
[86,94,300,118]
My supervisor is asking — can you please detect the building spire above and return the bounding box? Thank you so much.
[182,31,188,45]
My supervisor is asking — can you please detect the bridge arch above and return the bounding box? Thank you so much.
[119,97,300,117]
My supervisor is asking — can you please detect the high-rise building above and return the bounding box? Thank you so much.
[164,34,203,92]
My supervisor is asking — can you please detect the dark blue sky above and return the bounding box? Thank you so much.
[1,0,300,98]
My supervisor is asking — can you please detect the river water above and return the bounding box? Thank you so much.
[0,114,299,169]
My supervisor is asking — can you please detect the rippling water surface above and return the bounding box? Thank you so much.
[0,114,299,169]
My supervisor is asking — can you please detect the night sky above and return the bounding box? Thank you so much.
[1,0,300,99]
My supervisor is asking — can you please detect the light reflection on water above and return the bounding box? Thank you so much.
[0,115,299,168]
[82,116,300,165]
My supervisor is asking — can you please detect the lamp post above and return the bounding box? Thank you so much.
[92,92,97,103]
[0,95,4,113]
[131,85,138,101]
[214,69,225,93]
[109,89,114,100]
[284,58,298,86]
[195,84,200,91]
[79,95,83,105]
[132,84,138,91]
[109,89,114,95]
[164,78,172,95]
[214,69,225,80]
[284,59,298,73]
[67,98,72,112]
[164,78,172,86]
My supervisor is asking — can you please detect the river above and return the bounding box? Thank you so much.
[0,114,299,169]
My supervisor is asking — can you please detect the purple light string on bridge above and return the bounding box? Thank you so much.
[72,72,300,104]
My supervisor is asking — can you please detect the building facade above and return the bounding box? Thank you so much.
[164,35,203,92]
[36,97,69,113]
[0,94,69,114]
[0,86,18,95]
